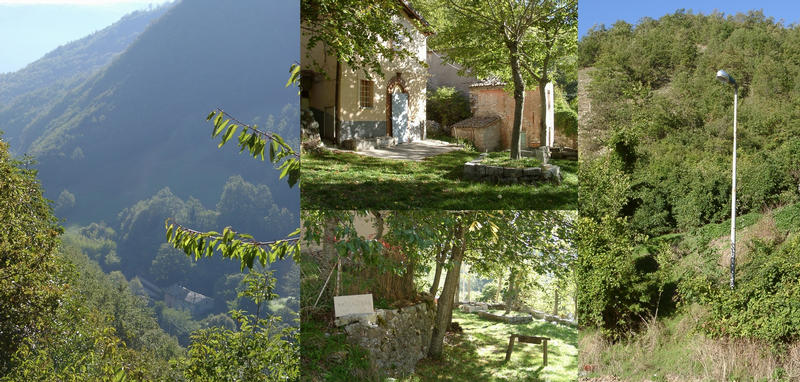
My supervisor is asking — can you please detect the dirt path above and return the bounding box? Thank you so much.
[333,139,463,161]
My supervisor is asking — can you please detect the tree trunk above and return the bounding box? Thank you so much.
[454,272,461,305]
[553,287,559,316]
[466,274,472,302]
[428,222,466,359]
[495,270,503,303]
[335,257,341,296]
[373,211,384,240]
[403,255,416,299]
[507,40,525,160]
[429,237,452,295]
[504,268,517,314]
[538,78,550,164]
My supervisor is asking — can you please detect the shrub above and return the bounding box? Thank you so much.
[702,236,800,344]
[555,96,578,137]
[577,216,662,340]
[426,86,471,129]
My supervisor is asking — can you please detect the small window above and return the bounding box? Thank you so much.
[360,79,375,108]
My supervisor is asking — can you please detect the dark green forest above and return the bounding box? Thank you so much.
[578,10,800,379]
[1,0,299,225]
[1,0,301,379]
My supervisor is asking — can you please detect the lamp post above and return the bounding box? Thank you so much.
[716,69,737,290]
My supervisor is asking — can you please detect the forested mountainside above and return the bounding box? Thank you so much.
[0,1,301,377]
[579,11,800,380]
[1,0,299,225]
[0,4,169,107]
[580,10,800,234]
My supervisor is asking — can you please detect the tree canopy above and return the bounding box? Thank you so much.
[419,0,577,158]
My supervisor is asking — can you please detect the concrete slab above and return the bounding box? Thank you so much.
[333,139,463,161]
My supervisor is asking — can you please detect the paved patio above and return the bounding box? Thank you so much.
[332,139,464,161]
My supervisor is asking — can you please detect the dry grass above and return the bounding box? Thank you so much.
[712,210,786,270]
[785,343,800,379]
[692,337,780,381]
[578,67,606,159]
[579,305,800,381]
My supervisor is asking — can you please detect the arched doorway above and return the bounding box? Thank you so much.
[386,73,409,143]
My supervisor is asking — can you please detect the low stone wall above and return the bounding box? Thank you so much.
[477,310,533,324]
[463,154,562,185]
[459,302,488,313]
[338,302,435,377]
[519,306,578,328]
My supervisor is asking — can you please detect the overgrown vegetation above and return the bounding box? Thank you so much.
[578,10,800,379]
[426,86,471,129]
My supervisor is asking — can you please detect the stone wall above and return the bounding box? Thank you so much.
[452,123,501,152]
[519,306,578,328]
[463,154,562,184]
[477,310,533,324]
[338,302,436,377]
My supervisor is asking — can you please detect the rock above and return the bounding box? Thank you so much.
[340,302,436,378]
[335,312,377,327]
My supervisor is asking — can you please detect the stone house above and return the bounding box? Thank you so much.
[452,79,577,152]
[301,1,431,146]
[164,284,214,317]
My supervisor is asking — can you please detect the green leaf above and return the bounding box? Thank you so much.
[212,119,229,137]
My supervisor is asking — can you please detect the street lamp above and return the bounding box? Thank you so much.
[716,69,737,290]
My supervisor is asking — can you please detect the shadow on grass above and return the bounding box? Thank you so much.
[301,150,577,210]
[407,311,577,382]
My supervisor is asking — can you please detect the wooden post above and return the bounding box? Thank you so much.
[506,335,549,366]
[542,338,547,366]
[504,334,516,362]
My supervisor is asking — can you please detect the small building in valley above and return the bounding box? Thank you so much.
[164,284,214,317]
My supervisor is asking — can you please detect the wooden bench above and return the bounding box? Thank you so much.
[504,334,549,365]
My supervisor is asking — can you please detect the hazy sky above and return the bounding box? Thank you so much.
[579,0,800,38]
[0,0,173,73]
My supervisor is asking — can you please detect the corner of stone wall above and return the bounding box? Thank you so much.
[340,301,437,378]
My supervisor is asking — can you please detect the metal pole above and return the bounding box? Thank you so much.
[730,86,737,290]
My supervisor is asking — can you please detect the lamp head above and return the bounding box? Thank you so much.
[716,69,736,86]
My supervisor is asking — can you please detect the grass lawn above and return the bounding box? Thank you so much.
[405,310,578,382]
[301,149,577,209]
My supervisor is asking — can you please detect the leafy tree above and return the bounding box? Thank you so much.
[576,216,662,340]
[580,11,800,234]
[424,0,577,159]
[300,210,575,361]
[150,242,194,285]
[426,86,472,129]
[0,140,66,373]
[54,188,76,213]
[301,0,426,77]
[179,269,299,381]
[4,232,182,380]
